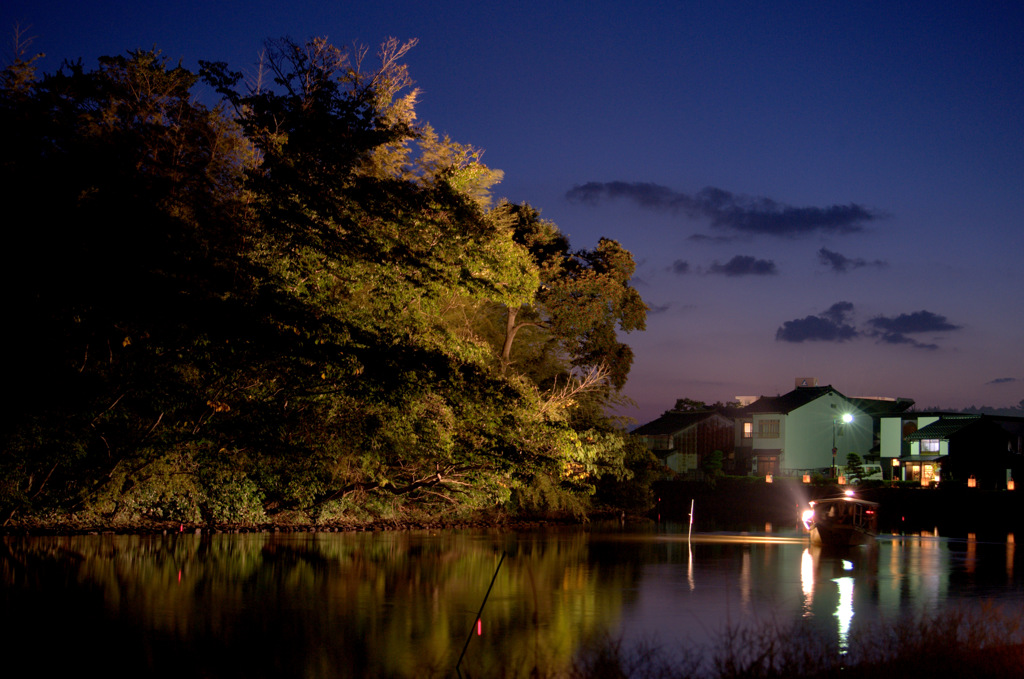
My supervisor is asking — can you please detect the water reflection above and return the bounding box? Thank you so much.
[800,547,814,617]
[2,528,1023,678]
[833,575,854,653]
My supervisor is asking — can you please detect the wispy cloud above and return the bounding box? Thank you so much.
[866,310,962,348]
[687,234,735,244]
[776,304,961,350]
[670,259,690,275]
[818,247,888,272]
[707,255,777,276]
[868,311,961,334]
[565,181,881,236]
[987,377,1018,385]
[776,302,858,342]
[872,333,940,350]
[821,301,855,325]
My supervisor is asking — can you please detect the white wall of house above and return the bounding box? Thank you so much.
[904,416,942,456]
[881,417,902,459]
[778,395,872,472]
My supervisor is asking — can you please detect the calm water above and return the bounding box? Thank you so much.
[3,524,1023,677]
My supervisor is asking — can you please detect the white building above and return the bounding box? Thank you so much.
[736,384,873,476]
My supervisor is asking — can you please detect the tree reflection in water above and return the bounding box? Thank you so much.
[3,529,1024,678]
[0,531,632,678]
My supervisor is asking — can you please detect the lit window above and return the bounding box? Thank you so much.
[743,422,753,438]
[922,439,940,453]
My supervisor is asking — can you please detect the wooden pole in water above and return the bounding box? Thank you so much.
[688,499,694,543]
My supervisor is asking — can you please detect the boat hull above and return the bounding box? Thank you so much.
[808,522,874,547]
[803,495,878,548]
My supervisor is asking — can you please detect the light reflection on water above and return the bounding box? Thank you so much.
[608,527,1024,658]
[2,527,1023,678]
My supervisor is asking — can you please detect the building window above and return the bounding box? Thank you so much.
[909,463,939,485]
[922,439,940,453]
[758,419,780,438]
[743,422,753,438]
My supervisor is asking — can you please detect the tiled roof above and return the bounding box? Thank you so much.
[904,415,982,441]
[741,385,843,415]
[633,410,725,436]
[848,397,916,418]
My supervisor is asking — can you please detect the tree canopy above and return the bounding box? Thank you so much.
[0,37,651,527]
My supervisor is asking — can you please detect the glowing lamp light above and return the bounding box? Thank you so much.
[1010,479,1016,491]
[841,413,853,424]
[968,476,977,488]
[801,508,815,530]
[838,475,846,485]
[803,473,811,484]
[765,474,773,483]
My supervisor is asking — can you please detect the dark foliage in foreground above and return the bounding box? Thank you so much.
[559,605,1024,678]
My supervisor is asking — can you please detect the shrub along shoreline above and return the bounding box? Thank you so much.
[9,476,1024,537]
[566,605,1024,679]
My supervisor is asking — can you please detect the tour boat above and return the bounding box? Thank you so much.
[801,492,878,547]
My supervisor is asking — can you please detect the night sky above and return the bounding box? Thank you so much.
[5,1,1022,425]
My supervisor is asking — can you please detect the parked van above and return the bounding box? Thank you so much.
[841,463,883,481]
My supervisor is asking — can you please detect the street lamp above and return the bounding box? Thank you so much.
[832,413,853,478]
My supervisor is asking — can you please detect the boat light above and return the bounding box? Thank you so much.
[801,509,815,530]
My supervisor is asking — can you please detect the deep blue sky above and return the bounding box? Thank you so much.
[4,1,1022,424]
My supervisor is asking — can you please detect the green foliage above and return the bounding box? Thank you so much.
[846,452,866,483]
[702,450,725,479]
[592,438,662,513]
[496,203,647,392]
[0,36,648,528]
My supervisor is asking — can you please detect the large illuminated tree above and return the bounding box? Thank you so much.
[0,36,650,526]
[495,203,646,393]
